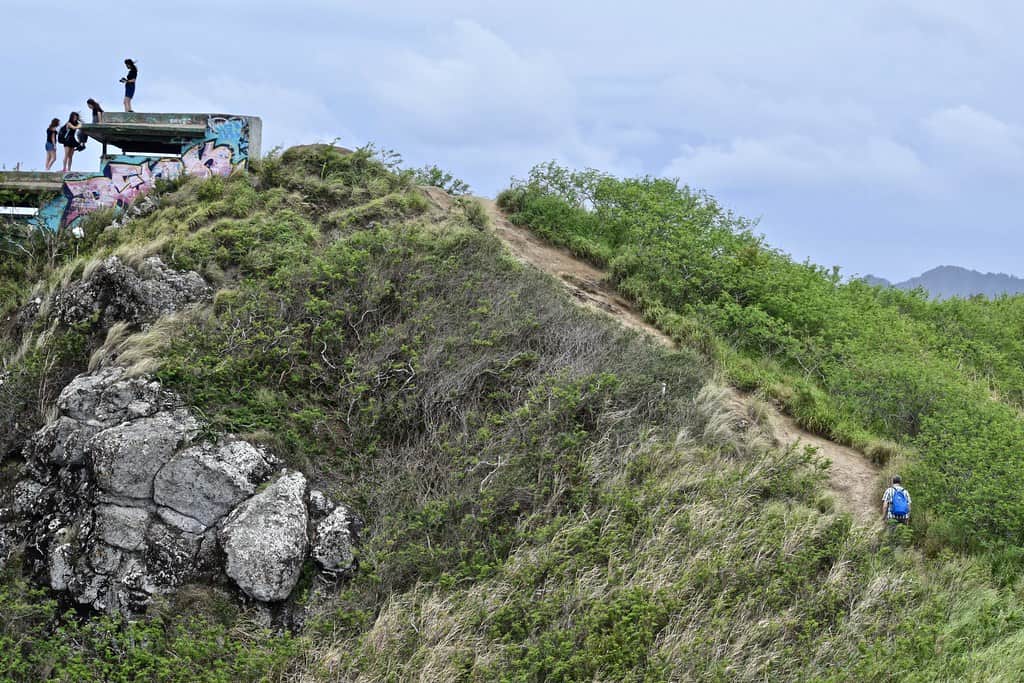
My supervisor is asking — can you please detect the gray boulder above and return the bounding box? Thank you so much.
[308,489,335,519]
[48,542,74,591]
[6,364,359,615]
[95,505,150,551]
[24,417,99,469]
[154,441,278,528]
[53,256,211,329]
[90,410,198,499]
[12,479,46,516]
[58,367,166,427]
[312,504,358,576]
[143,519,218,593]
[219,471,309,602]
[4,367,277,614]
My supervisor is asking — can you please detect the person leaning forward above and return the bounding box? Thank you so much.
[882,475,911,524]
[59,112,83,173]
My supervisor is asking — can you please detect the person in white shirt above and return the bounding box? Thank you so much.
[881,475,911,524]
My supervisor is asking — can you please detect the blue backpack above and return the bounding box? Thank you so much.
[891,487,909,517]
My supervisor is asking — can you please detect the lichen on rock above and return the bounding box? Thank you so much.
[312,504,359,577]
[219,471,310,602]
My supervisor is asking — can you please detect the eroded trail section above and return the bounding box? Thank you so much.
[422,187,880,522]
[423,187,672,346]
[478,196,676,346]
[769,411,879,523]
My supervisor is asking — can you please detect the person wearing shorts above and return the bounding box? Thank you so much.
[121,59,138,112]
[45,117,59,170]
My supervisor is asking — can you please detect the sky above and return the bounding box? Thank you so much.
[2,0,1022,281]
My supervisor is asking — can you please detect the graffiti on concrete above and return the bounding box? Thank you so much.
[181,141,236,178]
[206,117,250,165]
[34,116,251,231]
[61,157,185,226]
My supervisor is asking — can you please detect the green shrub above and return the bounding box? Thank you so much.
[0,566,296,682]
[412,164,471,195]
[456,196,489,229]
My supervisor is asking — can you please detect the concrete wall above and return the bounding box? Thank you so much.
[34,115,257,231]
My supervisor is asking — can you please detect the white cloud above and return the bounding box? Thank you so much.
[651,72,879,140]
[663,134,928,191]
[922,105,1024,167]
[364,19,574,143]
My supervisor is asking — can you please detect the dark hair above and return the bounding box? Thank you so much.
[125,59,136,68]
[892,475,902,484]
[49,117,60,128]
[68,111,80,123]
[87,98,97,107]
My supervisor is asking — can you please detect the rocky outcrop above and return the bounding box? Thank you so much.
[1,255,212,463]
[2,254,208,358]
[155,441,277,528]
[1,366,361,616]
[53,256,210,328]
[0,249,360,615]
[219,471,310,602]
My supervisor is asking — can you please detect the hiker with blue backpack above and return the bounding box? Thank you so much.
[882,475,911,524]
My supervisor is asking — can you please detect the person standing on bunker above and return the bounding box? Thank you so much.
[121,59,138,112]
[45,118,60,170]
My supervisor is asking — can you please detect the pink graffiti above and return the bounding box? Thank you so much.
[59,139,241,228]
[64,173,140,227]
[63,160,174,225]
[182,141,237,178]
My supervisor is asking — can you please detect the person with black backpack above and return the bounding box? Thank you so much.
[882,475,911,525]
[58,111,83,173]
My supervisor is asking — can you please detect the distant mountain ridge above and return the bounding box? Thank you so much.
[864,265,1024,300]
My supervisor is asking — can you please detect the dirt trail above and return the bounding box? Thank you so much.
[422,188,880,523]
[423,188,672,346]
[769,412,879,523]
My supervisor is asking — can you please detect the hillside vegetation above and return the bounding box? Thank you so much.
[1,147,1024,680]
[499,163,1024,565]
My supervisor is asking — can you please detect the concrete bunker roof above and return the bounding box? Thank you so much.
[79,112,262,156]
